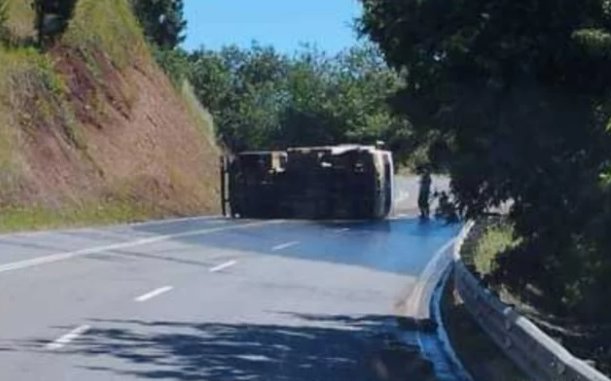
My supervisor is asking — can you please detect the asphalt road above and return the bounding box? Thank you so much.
[0,177,464,381]
[393,175,451,217]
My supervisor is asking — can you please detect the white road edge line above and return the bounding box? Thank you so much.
[0,220,279,274]
[271,241,300,251]
[209,260,238,273]
[46,325,91,350]
[135,286,173,303]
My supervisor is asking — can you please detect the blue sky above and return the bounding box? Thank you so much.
[183,0,363,54]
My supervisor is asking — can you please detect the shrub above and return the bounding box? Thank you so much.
[152,46,189,86]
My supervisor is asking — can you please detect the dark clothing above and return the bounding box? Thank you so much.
[418,173,432,219]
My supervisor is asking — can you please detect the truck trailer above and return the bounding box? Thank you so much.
[220,144,394,220]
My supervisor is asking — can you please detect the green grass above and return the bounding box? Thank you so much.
[0,0,217,233]
[472,223,518,275]
[0,0,146,197]
[0,202,162,233]
[0,44,80,151]
[0,98,17,172]
[4,0,35,42]
[181,80,220,151]
[0,47,54,174]
[63,0,146,69]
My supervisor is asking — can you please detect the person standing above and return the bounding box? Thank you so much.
[418,169,432,219]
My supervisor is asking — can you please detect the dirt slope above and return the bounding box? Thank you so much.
[0,0,220,226]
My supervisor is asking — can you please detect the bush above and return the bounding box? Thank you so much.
[131,0,186,49]
[187,43,411,154]
[361,0,611,325]
[152,46,189,86]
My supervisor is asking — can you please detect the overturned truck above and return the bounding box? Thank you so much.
[221,145,394,220]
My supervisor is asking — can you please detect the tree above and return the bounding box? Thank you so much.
[326,44,412,159]
[151,45,189,85]
[276,47,337,147]
[187,43,411,155]
[131,0,186,49]
[32,0,77,44]
[188,44,289,151]
[131,0,188,84]
[360,0,611,321]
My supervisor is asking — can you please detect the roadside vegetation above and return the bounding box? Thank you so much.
[467,222,518,279]
[0,0,219,233]
[131,0,421,167]
[0,201,161,233]
[462,219,611,376]
[187,43,416,162]
[360,0,611,376]
[150,42,419,166]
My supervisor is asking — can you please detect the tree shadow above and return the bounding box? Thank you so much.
[35,314,443,381]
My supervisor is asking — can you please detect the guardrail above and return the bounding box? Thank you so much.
[453,221,610,381]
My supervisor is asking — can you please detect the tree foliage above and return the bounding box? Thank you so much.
[361,0,611,321]
[151,45,189,85]
[131,0,186,49]
[188,43,413,160]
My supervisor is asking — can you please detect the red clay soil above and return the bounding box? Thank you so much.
[8,45,220,216]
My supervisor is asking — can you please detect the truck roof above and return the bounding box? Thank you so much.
[236,144,389,157]
[287,144,383,155]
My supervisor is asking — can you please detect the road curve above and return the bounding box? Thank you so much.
[0,178,465,380]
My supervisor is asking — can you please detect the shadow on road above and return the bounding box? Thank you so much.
[44,314,441,381]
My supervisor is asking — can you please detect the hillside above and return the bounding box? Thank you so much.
[0,0,220,231]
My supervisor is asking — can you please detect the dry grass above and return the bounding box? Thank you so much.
[4,0,35,42]
[63,0,146,69]
[0,48,46,174]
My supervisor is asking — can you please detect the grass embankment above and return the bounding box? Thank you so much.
[442,223,531,381]
[4,0,35,42]
[0,0,147,232]
[63,0,146,69]
[0,202,160,233]
[181,81,218,149]
[0,0,219,233]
